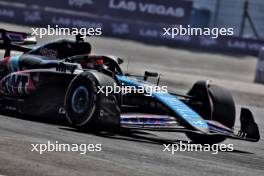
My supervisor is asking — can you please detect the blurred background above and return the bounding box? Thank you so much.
[0,0,264,52]
[1,0,264,54]
[192,0,264,37]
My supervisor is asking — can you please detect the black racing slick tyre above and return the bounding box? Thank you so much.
[64,71,120,131]
[186,82,236,144]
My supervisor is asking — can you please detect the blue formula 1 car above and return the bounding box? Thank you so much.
[0,29,260,144]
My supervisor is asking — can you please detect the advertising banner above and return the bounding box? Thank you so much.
[12,0,193,25]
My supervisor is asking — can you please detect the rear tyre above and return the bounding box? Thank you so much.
[64,71,120,131]
[186,82,236,144]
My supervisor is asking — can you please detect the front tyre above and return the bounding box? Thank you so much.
[64,71,120,131]
[186,81,236,144]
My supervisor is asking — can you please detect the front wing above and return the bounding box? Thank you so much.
[120,108,260,142]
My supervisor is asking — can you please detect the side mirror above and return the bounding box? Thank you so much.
[117,58,124,64]
[144,71,158,81]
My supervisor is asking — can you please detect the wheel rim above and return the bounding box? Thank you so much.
[71,86,89,114]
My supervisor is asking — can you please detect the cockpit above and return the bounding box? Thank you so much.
[67,55,124,75]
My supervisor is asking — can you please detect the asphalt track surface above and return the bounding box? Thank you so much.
[0,23,264,176]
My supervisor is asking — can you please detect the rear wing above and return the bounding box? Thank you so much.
[0,29,37,57]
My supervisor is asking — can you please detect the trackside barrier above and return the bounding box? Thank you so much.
[0,2,264,56]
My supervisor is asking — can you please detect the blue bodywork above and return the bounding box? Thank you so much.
[117,75,209,133]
